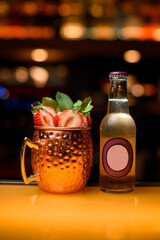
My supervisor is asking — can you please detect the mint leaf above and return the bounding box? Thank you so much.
[73,100,83,112]
[73,97,93,113]
[83,104,93,113]
[78,97,92,113]
[42,97,57,110]
[73,100,82,108]
[56,92,73,111]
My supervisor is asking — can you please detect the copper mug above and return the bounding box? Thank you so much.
[21,126,93,193]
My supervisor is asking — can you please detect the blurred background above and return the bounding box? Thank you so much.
[0,0,160,185]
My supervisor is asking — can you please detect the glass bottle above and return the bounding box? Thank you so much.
[99,71,136,193]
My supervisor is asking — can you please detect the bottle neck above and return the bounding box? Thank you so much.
[107,78,129,114]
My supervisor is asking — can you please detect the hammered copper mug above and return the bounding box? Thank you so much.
[21,126,93,193]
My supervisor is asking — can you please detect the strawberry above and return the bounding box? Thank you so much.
[31,93,93,128]
[53,112,61,127]
[33,106,57,127]
[43,106,56,118]
[87,115,92,126]
[33,110,43,126]
[33,110,52,126]
[79,113,88,127]
[53,114,59,127]
[58,110,83,127]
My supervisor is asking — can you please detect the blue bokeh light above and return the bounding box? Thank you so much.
[0,85,8,98]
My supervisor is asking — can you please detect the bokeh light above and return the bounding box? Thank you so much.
[60,22,86,40]
[29,66,49,88]
[152,27,160,41]
[90,25,116,40]
[31,49,49,62]
[0,68,13,82]
[120,26,142,40]
[23,1,37,16]
[143,83,157,96]
[0,1,10,16]
[90,4,103,18]
[123,50,141,63]
[0,85,10,100]
[14,67,29,83]
[131,84,145,97]
[58,3,71,17]
[0,26,55,39]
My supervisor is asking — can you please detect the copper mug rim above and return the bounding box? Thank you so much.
[34,126,91,131]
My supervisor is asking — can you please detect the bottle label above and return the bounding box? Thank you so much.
[102,137,133,178]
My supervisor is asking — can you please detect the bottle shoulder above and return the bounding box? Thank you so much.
[100,113,136,137]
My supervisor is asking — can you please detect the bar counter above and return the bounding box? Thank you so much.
[0,185,160,240]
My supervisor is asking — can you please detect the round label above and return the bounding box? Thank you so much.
[102,137,133,178]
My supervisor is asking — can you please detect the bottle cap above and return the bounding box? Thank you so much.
[109,71,128,77]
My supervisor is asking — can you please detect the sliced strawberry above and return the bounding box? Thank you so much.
[43,106,56,117]
[33,106,58,127]
[58,110,83,127]
[42,112,55,126]
[33,110,44,126]
[33,109,55,126]
[79,112,88,127]
[53,112,61,127]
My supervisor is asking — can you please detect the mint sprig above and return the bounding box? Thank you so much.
[31,92,93,115]
[73,97,93,114]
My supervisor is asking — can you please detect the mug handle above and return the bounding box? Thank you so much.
[21,137,40,184]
